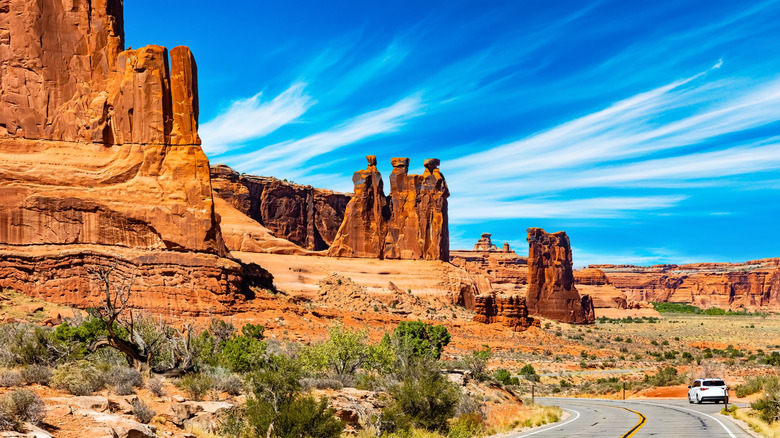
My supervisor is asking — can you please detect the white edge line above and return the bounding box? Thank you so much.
[514,408,581,437]
[633,401,737,438]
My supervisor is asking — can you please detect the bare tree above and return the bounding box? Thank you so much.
[86,263,195,374]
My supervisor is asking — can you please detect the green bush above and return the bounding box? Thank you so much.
[223,355,344,438]
[388,321,451,360]
[383,358,461,433]
[51,361,107,395]
[300,324,387,378]
[750,391,780,424]
[643,366,684,387]
[217,324,268,373]
[178,373,215,401]
[493,368,520,386]
[736,375,779,398]
[461,346,491,382]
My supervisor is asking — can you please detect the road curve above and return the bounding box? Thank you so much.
[511,397,749,437]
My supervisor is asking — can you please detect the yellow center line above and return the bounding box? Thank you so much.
[619,406,647,438]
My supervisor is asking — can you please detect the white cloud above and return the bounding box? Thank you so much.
[449,195,687,223]
[442,67,780,223]
[236,94,423,177]
[199,82,314,155]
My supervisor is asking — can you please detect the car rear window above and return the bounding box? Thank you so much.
[704,380,725,386]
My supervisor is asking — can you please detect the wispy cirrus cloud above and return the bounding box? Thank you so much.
[199,82,314,155]
[232,94,423,177]
[444,65,780,221]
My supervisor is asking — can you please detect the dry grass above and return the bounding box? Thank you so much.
[485,403,563,435]
[722,406,780,438]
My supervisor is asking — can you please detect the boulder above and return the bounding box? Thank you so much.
[472,293,537,331]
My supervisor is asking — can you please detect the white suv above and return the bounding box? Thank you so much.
[688,378,729,404]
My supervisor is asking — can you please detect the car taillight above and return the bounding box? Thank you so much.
[701,388,709,391]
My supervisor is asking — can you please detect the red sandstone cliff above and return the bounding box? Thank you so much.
[525,228,595,324]
[0,0,249,314]
[592,259,780,310]
[328,156,449,261]
[210,164,349,252]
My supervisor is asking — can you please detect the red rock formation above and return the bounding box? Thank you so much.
[472,294,537,331]
[473,233,499,251]
[328,156,389,258]
[211,164,350,251]
[450,247,528,295]
[592,259,780,310]
[0,0,248,312]
[328,156,449,261]
[525,228,594,324]
[574,268,611,285]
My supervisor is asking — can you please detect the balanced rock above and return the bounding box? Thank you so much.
[525,228,595,324]
[0,0,248,313]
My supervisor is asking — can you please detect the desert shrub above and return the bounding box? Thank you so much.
[494,369,520,386]
[0,370,23,388]
[0,389,45,431]
[300,324,388,379]
[131,398,155,424]
[460,345,491,382]
[736,375,780,398]
[643,366,684,387]
[51,361,107,395]
[146,378,166,397]
[209,367,244,397]
[20,365,51,386]
[763,351,780,366]
[111,366,143,395]
[387,321,451,361]
[51,317,113,360]
[224,355,344,438]
[11,325,54,366]
[301,377,344,391]
[217,324,268,373]
[751,391,780,424]
[448,412,484,438]
[382,358,461,433]
[178,373,215,401]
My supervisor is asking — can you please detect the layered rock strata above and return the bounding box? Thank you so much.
[525,228,595,324]
[592,259,780,310]
[328,156,449,261]
[472,294,537,331]
[210,165,350,252]
[0,0,248,312]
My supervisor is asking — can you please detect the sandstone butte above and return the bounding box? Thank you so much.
[525,228,595,324]
[328,155,450,261]
[0,0,265,315]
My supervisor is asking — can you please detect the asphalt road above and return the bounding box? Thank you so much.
[511,397,749,437]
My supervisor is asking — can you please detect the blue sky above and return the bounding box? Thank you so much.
[125,1,780,266]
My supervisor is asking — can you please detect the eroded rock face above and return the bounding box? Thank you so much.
[328,156,449,261]
[210,165,350,251]
[472,294,537,331]
[0,0,247,311]
[525,228,594,324]
[593,259,780,310]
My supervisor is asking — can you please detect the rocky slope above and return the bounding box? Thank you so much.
[0,0,248,314]
[592,259,780,310]
[210,164,350,251]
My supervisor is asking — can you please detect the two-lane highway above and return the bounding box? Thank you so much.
[512,398,749,437]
